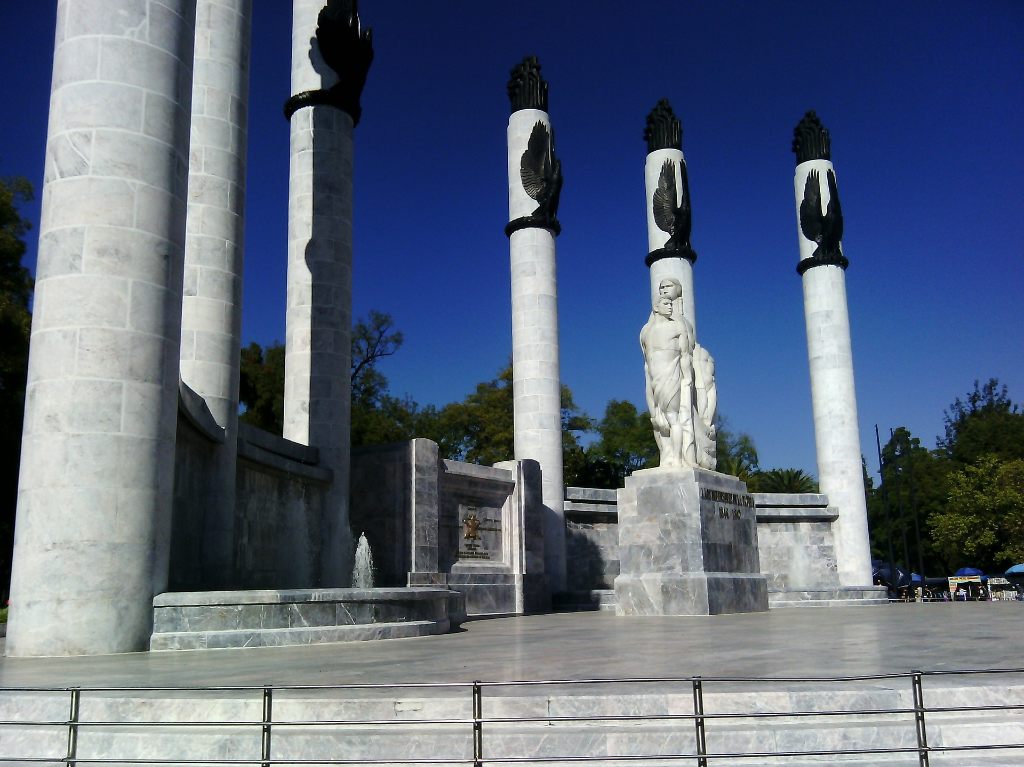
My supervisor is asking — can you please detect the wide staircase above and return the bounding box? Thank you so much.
[1,670,1022,765]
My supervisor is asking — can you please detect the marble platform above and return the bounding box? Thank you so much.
[2,606,1022,765]
[150,588,463,651]
[615,467,769,615]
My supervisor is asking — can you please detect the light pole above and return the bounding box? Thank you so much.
[875,425,898,599]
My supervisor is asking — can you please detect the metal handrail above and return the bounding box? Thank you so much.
[0,668,1021,766]
[1,665,1019,691]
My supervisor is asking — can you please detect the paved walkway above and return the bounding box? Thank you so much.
[0,602,1020,689]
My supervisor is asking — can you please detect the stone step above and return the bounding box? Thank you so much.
[3,712,1018,765]
[552,590,616,612]
[150,619,449,650]
[1,686,1020,765]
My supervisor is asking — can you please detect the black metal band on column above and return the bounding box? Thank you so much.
[646,247,697,268]
[285,88,361,123]
[506,57,562,238]
[284,0,373,125]
[505,216,561,237]
[793,110,847,275]
[796,253,849,275]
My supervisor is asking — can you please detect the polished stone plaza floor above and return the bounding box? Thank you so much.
[0,602,1020,688]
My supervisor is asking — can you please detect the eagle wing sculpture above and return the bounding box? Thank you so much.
[653,158,693,253]
[520,121,562,221]
[799,168,844,260]
[825,168,843,245]
[799,170,824,246]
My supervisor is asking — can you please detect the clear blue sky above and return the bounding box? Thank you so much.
[2,2,1022,480]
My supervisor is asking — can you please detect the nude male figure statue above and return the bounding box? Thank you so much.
[640,294,697,468]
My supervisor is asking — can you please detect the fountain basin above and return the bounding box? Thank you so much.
[150,588,464,651]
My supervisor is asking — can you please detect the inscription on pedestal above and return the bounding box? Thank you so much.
[457,505,502,562]
[698,486,757,573]
[701,487,754,522]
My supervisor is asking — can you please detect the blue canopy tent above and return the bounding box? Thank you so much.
[1005,564,1024,591]
[955,567,985,577]
[872,561,910,588]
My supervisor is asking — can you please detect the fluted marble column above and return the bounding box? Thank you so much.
[506,57,563,592]
[792,111,873,588]
[284,0,372,586]
[179,0,252,588]
[643,100,698,334]
[7,0,196,656]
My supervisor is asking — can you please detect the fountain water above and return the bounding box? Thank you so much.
[152,531,462,650]
[352,532,376,589]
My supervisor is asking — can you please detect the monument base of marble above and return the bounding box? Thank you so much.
[614,467,768,616]
[754,493,888,607]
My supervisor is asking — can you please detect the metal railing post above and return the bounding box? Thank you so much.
[66,687,81,767]
[472,681,483,767]
[912,671,930,767]
[261,686,273,767]
[692,677,707,767]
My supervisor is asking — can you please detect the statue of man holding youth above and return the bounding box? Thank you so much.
[640,279,697,468]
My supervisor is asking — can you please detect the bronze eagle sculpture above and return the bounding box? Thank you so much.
[520,120,562,224]
[653,158,695,259]
[799,168,844,262]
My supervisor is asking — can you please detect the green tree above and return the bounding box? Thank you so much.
[348,312,439,448]
[0,176,33,599]
[929,456,1024,571]
[432,366,515,464]
[352,393,441,449]
[938,378,1024,465]
[571,400,657,488]
[239,311,412,437]
[351,310,403,405]
[0,176,32,430]
[238,341,286,432]
[433,364,592,469]
[867,426,951,575]
[714,417,760,481]
[749,468,818,493]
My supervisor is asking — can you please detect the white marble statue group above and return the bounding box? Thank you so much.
[640,278,717,470]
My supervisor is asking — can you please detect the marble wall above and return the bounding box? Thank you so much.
[349,441,417,587]
[170,398,331,592]
[564,487,619,592]
[754,493,839,592]
[350,440,547,615]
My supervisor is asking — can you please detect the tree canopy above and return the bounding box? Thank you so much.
[0,175,33,601]
[748,468,818,494]
[938,378,1024,464]
[929,456,1024,569]
[238,341,286,433]
[869,380,1024,576]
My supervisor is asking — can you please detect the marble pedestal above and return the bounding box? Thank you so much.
[615,468,768,616]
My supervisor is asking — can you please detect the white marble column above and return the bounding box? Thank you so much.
[7,0,196,656]
[179,0,252,588]
[507,97,565,593]
[645,148,696,335]
[793,113,873,588]
[285,0,365,585]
